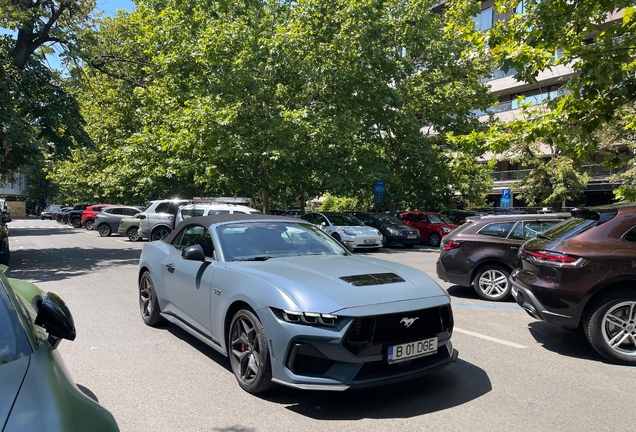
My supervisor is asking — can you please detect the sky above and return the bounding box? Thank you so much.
[96,0,135,16]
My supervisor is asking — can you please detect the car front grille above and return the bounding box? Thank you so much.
[292,354,335,377]
[344,305,452,355]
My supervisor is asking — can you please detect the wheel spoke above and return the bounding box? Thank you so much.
[629,303,636,322]
[604,314,627,327]
[608,329,630,348]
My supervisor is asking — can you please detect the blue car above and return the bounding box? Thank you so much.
[138,214,457,393]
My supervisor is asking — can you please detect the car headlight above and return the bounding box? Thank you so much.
[386,227,401,235]
[272,308,339,327]
[342,229,356,236]
[442,227,452,233]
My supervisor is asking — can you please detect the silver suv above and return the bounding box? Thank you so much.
[138,199,190,241]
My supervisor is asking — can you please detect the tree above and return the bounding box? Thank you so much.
[485,1,636,201]
[0,0,96,179]
[52,0,496,211]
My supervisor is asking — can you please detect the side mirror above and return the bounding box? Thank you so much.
[320,222,327,227]
[34,292,76,349]
[182,244,206,261]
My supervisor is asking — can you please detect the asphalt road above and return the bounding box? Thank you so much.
[6,218,633,432]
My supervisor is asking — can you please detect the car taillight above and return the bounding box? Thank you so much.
[520,248,587,267]
[139,215,146,219]
[119,220,124,225]
[442,240,462,251]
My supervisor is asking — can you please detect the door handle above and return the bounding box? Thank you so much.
[166,263,175,273]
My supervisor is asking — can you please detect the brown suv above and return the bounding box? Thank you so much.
[511,203,636,365]
[436,214,568,301]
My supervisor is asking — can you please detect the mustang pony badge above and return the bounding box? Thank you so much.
[400,317,419,328]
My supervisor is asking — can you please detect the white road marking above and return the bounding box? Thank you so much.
[454,327,527,349]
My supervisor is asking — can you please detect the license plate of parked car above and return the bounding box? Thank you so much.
[407,235,417,239]
[387,337,438,364]
[364,239,376,244]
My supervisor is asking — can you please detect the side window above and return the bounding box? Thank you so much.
[303,214,318,224]
[170,229,187,249]
[178,225,215,257]
[110,208,124,215]
[209,210,231,215]
[478,222,515,238]
[508,222,524,240]
[623,226,636,242]
[155,202,170,213]
[125,208,139,216]
[182,209,205,219]
[316,214,328,225]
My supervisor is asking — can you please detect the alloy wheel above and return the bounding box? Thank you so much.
[477,269,510,299]
[139,274,154,320]
[128,227,140,242]
[152,228,170,241]
[229,315,262,386]
[84,220,94,230]
[600,301,636,358]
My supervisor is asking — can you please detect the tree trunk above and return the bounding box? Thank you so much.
[260,163,270,214]
[299,185,305,215]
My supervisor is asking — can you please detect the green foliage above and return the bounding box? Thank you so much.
[514,156,591,210]
[485,0,636,201]
[318,194,371,212]
[0,0,96,181]
[50,0,495,210]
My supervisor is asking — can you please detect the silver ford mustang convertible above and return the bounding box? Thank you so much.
[137,214,458,393]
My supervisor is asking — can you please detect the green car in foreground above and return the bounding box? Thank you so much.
[0,267,119,431]
[117,214,142,242]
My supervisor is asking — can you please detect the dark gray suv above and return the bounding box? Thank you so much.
[436,213,569,301]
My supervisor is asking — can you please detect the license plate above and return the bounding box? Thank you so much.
[407,235,417,239]
[364,239,376,244]
[387,337,438,364]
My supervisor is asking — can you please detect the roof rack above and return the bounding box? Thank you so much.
[192,197,252,205]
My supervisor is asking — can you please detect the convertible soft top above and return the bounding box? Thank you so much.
[163,213,303,244]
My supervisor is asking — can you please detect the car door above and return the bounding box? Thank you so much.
[410,214,431,238]
[161,225,218,338]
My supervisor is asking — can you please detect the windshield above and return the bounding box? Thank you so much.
[361,214,403,226]
[324,213,363,226]
[0,283,33,364]
[217,221,348,261]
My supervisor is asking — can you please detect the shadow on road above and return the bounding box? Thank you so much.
[6,247,141,283]
[527,321,602,362]
[9,227,84,237]
[262,359,490,420]
[447,285,518,304]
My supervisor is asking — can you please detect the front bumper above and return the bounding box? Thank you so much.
[342,235,383,249]
[511,277,579,328]
[385,233,420,246]
[258,303,457,390]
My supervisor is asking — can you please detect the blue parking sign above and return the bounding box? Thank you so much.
[502,189,511,198]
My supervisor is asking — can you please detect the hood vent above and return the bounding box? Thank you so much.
[340,273,406,286]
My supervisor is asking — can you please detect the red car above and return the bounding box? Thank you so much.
[81,204,118,230]
[397,211,458,247]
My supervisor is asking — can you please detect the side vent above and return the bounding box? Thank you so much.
[340,273,405,287]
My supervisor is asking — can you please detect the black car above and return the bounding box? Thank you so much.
[440,209,482,225]
[436,214,569,301]
[66,203,96,228]
[349,212,420,247]
[41,205,62,220]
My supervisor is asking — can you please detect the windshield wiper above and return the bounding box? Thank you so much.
[234,256,273,261]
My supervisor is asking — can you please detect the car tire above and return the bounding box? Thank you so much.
[381,235,388,248]
[474,265,511,301]
[584,290,636,365]
[429,232,441,247]
[228,309,273,394]
[151,227,171,241]
[71,217,82,228]
[41,216,45,220]
[127,226,141,242]
[139,271,165,327]
[84,219,95,230]
[97,224,112,237]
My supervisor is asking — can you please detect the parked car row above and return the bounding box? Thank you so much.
[436,203,636,366]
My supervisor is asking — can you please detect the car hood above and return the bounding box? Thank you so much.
[332,225,379,235]
[226,255,448,313]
